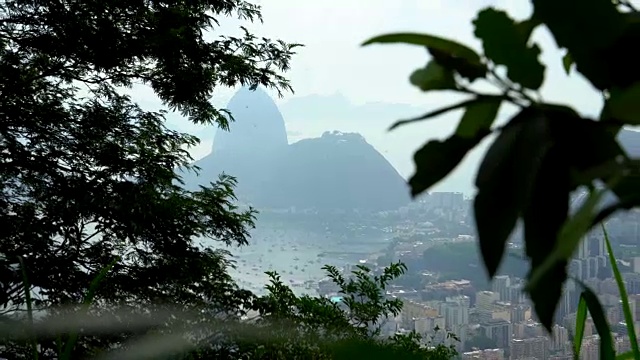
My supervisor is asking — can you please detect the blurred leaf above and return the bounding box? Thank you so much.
[606,83,640,125]
[61,257,119,360]
[572,159,624,191]
[473,8,546,90]
[428,47,487,81]
[389,97,494,131]
[409,60,456,91]
[532,0,624,89]
[606,13,640,89]
[611,166,640,198]
[474,108,552,277]
[562,52,574,74]
[523,147,571,330]
[528,188,604,290]
[364,32,488,83]
[602,224,640,358]
[599,102,624,136]
[455,96,502,138]
[409,131,489,198]
[515,16,541,41]
[601,160,640,220]
[362,33,481,63]
[574,296,587,360]
[564,117,625,187]
[513,107,623,328]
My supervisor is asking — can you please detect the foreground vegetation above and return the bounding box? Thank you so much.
[2,261,457,359]
[364,0,640,358]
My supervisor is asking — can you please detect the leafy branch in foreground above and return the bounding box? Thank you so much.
[363,0,640,335]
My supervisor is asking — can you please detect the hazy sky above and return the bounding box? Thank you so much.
[125,0,619,194]
[222,0,602,107]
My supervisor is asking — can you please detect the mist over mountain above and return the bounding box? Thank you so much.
[279,93,640,198]
[269,131,410,211]
[183,86,640,212]
[280,93,422,128]
[278,93,489,195]
[185,87,411,211]
[213,87,289,157]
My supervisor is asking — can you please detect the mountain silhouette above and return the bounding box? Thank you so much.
[186,87,411,211]
[213,87,288,157]
[269,131,411,211]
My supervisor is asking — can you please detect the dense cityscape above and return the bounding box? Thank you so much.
[279,191,640,360]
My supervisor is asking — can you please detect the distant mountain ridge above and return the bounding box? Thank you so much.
[269,131,410,211]
[183,88,640,211]
[184,87,411,211]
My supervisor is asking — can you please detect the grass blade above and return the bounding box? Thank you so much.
[617,351,634,360]
[575,280,616,360]
[18,256,39,360]
[60,257,119,360]
[82,256,120,306]
[602,224,640,358]
[527,188,605,291]
[573,296,588,360]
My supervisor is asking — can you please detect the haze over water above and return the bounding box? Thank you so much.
[218,222,390,296]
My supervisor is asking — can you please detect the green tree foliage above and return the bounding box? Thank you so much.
[1,261,458,359]
[363,0,640,352]
[220,262,457,360]
[419,242,527,289]
[0,0,299,357]
[464,335,496,352]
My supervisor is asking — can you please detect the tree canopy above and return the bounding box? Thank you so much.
[0,0,299,357]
